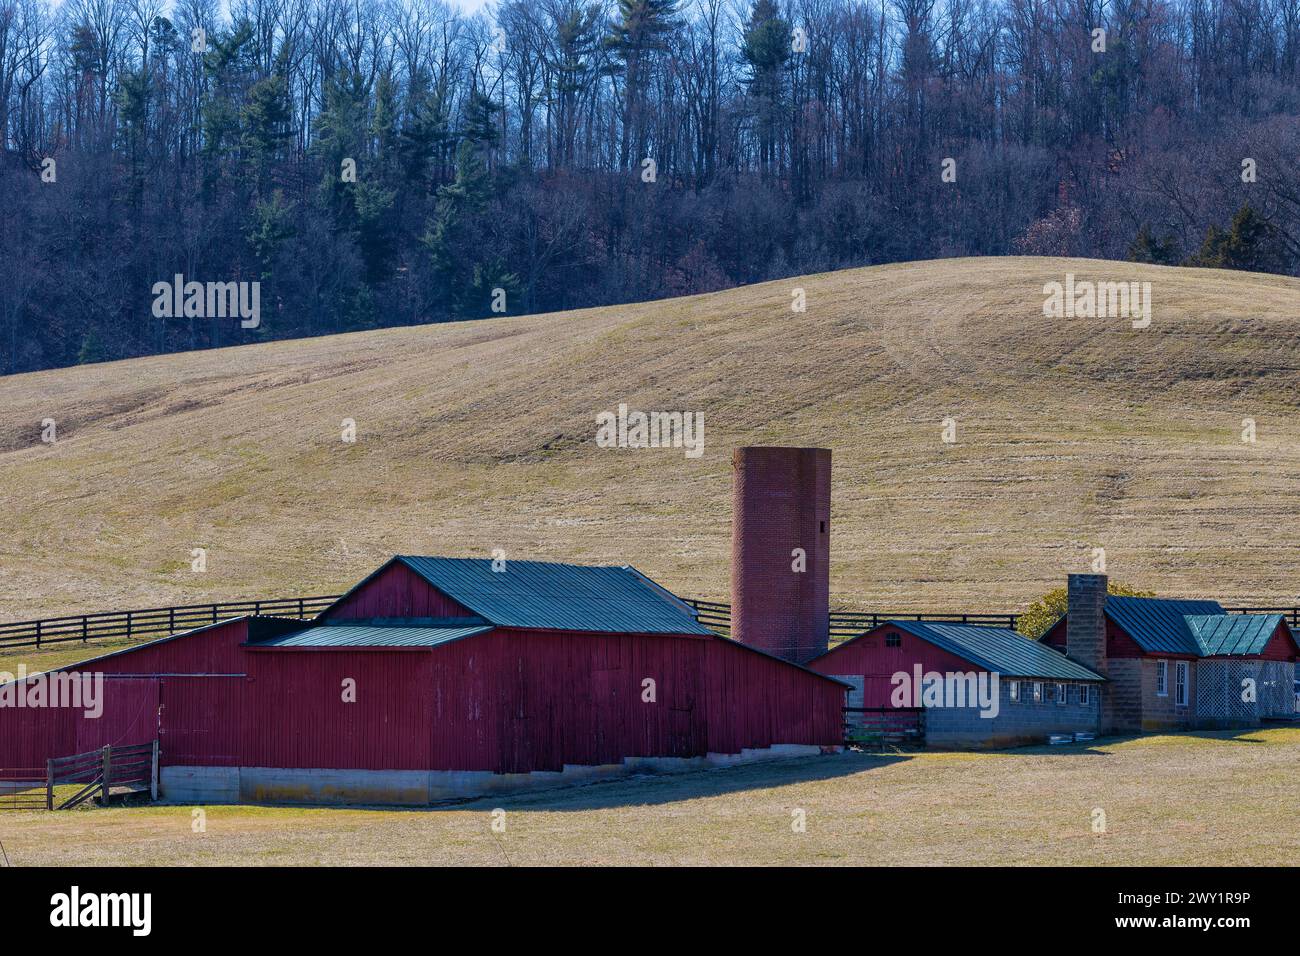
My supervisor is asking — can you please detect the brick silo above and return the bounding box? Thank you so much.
[731,446,831,664]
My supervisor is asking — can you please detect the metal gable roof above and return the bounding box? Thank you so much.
[1183,614,1284,656]
[253,621,494,648]
[889,620,1106,681]
[394,556,716,636]
[1104,596,1224,655]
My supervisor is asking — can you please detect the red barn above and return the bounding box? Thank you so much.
[0,556,844,804]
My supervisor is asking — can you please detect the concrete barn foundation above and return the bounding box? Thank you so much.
[160,744,833,806]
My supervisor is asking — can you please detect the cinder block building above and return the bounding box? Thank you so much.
[807,620,1105,747]
[1041,574,1298,732]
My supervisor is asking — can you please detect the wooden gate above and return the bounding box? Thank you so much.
[844,707,925,746]
[43,741,159,810]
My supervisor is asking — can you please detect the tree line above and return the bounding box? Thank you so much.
[2,0,1299,373]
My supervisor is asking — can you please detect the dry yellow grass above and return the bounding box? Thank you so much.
[2,256,1299,632]
[2,728,1295,866]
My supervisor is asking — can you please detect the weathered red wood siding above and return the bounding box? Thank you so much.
[422,629,843,773]
[0,622,247,770]
[0,677,160,770]
[807,624,979,708]
[324,561,475,620]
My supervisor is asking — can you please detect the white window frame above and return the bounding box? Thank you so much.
[1032,682,1043,703]
[1175,661,1189,707]
[1056,682,1068,705]
[1156,660,1168,696]
[1079,684,1090,705]
[1009,680,1019,702]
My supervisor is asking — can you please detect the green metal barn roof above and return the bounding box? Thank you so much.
[889,621,1106,681]
[1103,596,1224,655]
[1183,614,1285,656]
[390,556,717,636]
[254,619,494,648]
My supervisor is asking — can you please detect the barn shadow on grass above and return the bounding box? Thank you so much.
[453,751,910,812]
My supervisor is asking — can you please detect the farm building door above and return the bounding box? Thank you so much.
[156,677,247,766]
[75,677,160,753]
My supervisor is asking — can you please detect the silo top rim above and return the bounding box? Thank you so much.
[733,445,831,453]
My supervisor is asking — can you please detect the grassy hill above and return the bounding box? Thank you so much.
[2,256,1299,625]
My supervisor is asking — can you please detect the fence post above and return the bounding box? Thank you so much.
[35,620,41,649]
[125,610,132,638]
[45,759,54,811]
[150,740,159,802]
[212,604,218,623]
[298,597,305,618]
[253,600,261,617]
[169,607,175,633]
[82,615,88,643]
[101,746,111,805]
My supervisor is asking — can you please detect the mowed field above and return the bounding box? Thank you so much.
[2,256,1300,631]
[2,729,1296,866]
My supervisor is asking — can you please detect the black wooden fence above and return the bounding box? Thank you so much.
[0,596,339,651]
[683,600,1300,641]
[1221,606,1300,627]
[682,599,1020,640]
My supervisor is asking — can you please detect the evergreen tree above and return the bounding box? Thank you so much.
[549,3,602,167]
[313,69,369,219]
[1127,224,1180,265]
[462,88,502,155]
[422,141,514,318]
[741,0,791,177]
[399,72,451,192]
[77,329,106,365]
[200,21,256,191]
[606,0,681,167]
[1188,205,1289,274]
[242,74,293,196]
[246,191,295,281]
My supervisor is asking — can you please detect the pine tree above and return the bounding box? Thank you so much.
[77,329,106,365]
[462,88,502,155]
[549,3,602,167]
[1188,205,1288,274]
[242,75,292,196]
[1126,224,1180,265]
[313,70,369,219]
[399,73,451,192]
[606,0,681,167]
[741,0,790,177]
[422,142,505,318]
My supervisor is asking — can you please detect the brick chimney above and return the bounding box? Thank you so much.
[1066,573,1108,675]
[731,446,831,664]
